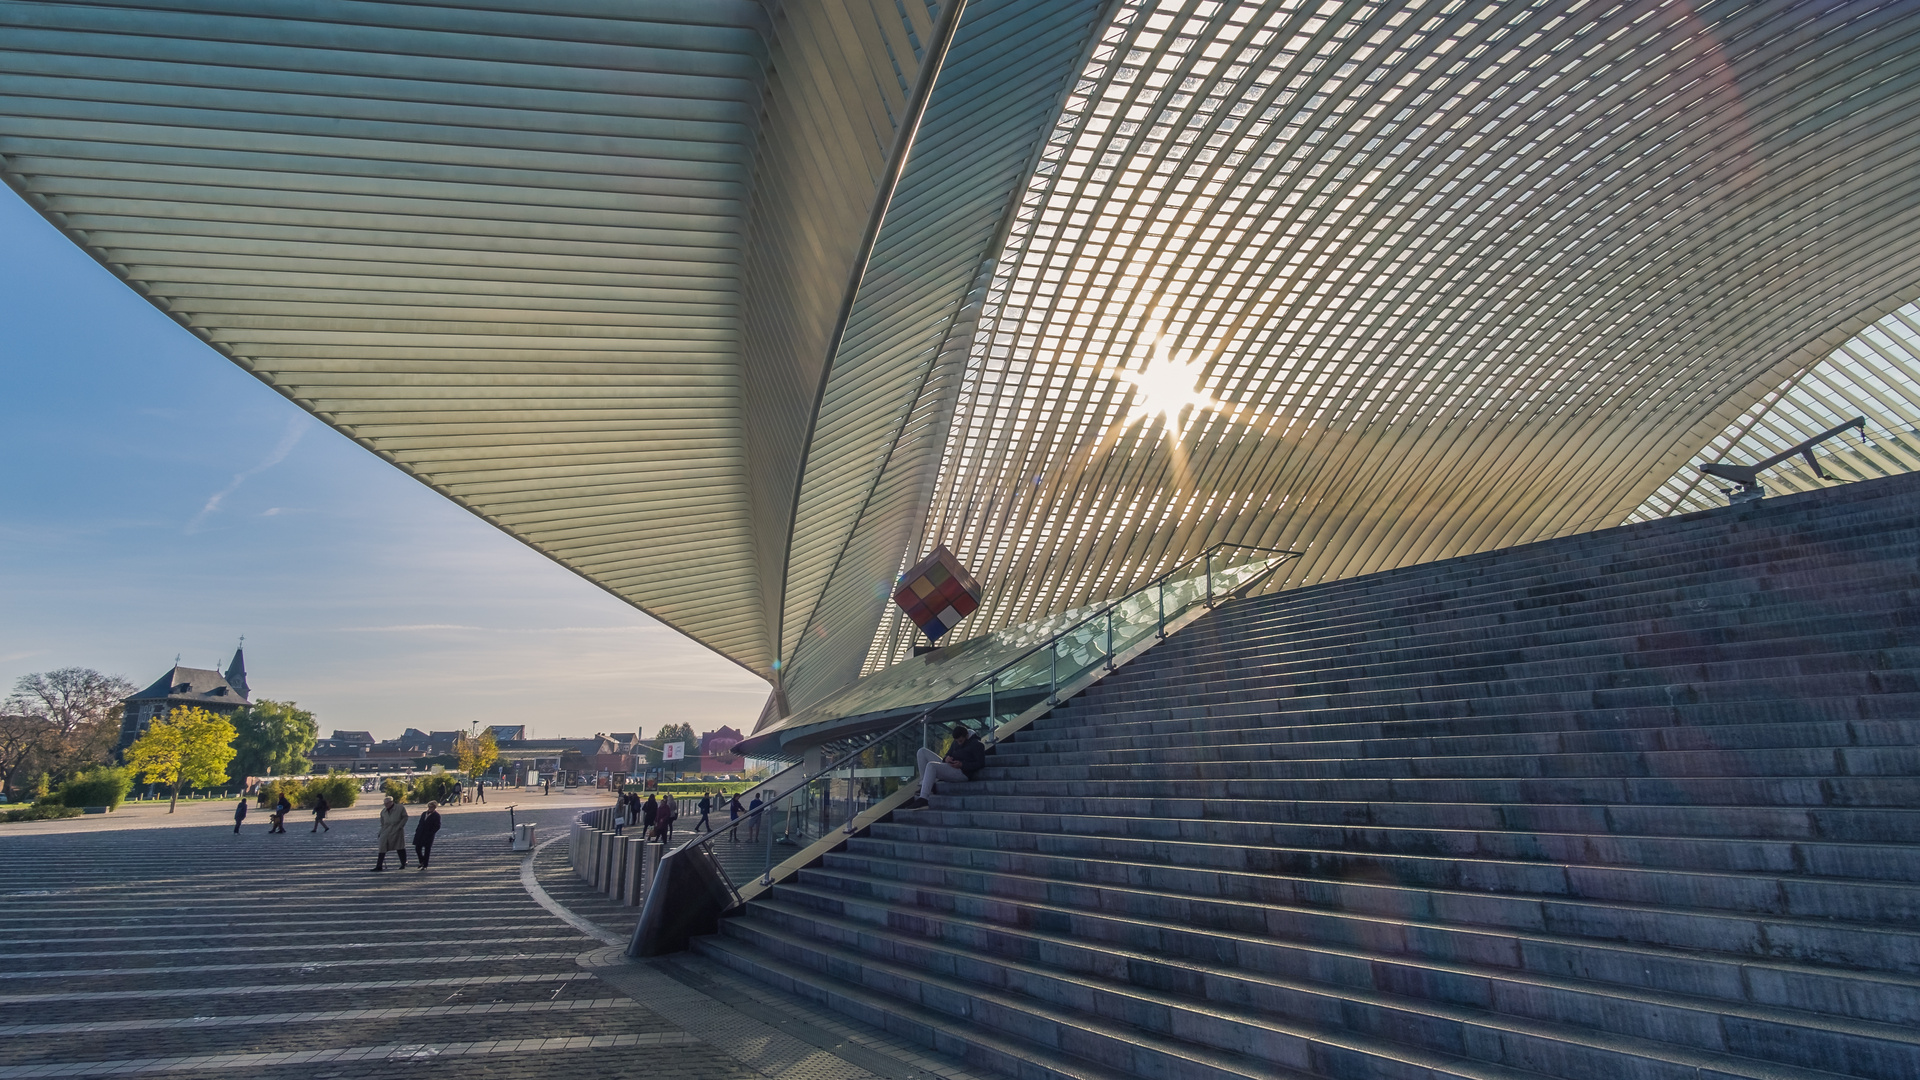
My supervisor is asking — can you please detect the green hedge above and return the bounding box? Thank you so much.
[3,804,83,822]
[256,777,306,808]
[407,773,459,804]
[57,766,132,809]
[304,772,359,810]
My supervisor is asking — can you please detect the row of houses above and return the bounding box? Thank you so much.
[114,651,746,779]
[310,725,746,777]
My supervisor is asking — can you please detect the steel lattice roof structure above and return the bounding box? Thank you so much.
[8,0,1920,735]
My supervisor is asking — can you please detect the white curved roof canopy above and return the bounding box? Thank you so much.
[8,0,1920,730]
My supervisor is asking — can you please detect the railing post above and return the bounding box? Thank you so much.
[1105,610,1115,670]
[760,798,776,886]
[844,760,857,835]
[1157,581,1166,638]
[988,674,995,731]
[1205,550,1214,607]
[1049,640,1059,704]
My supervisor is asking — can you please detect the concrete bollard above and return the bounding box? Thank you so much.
[624,836,646,904]
[640,839,663,908]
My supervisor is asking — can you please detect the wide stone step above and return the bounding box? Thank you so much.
[1027,692,1920,749]
[955,773,1920,809]
[691,930,1274,1080]
[785,864,1920,1027]
[818,847,1920,975]
[1073,676,1920,732]
[1170,535,1920,654]
[1196,507,1920,641]
[989,744,1920,784]
[1107,611,1920,696]
[925,792,1920,844]
[848,827,1920,925]
[717,902,1865,1080]
[1122,568,1920,683]
[1073,646,1920,718]
[895,807,1920,882]
[754,886,1920,1079]
[995,718,1919,769]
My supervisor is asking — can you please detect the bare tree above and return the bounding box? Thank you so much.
[5,668,137,776]
[0,713,53,798]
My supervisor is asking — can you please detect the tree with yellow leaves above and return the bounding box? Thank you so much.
[453,729,499,790]
[124,706,238,813]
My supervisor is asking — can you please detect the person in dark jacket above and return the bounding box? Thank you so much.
[727,793,743,841]
[232,798,248,833]
[270,793,292,833]
[694,792,712,833]
[654,793,677,842]
[902,726,986,809]
[310,793,330,832]
[413,801,442,868]
[641,793,657,835]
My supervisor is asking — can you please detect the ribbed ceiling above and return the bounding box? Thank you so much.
[10,0,1920,730]
[866,0,1920,668]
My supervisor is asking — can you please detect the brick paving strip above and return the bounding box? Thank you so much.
[0,1031,704,1077]
[0,996,633,1035]
[1,936,583,962]
[0,952,582,980]
[0,973,593,1005]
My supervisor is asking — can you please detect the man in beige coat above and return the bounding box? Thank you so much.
[372,795,409,871]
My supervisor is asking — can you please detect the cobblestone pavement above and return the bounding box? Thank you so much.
[0,798,987,1080]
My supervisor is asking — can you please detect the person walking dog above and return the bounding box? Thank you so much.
[414,801,442,869]
[269,793,292,833]
[372,795,409,871]
[310,793,330,832]
[232,798,247,833]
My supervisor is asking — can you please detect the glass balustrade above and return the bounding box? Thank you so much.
[631,543,1298,947]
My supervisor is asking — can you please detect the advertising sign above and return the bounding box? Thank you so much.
[662,741,685,761]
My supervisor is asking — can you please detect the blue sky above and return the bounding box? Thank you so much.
[0,188,769,740]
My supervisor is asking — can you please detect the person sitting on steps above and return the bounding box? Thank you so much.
[902,725,985,809]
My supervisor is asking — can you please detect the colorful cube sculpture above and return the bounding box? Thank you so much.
[893,545,982,643]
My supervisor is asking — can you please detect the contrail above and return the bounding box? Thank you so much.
[186,416,307,532]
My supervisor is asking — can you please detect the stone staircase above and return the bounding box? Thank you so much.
[693,472,1920,1080]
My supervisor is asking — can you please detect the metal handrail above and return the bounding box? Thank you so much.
[655,542,1298,881]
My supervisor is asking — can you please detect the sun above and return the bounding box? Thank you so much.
[1107,340,1222,441]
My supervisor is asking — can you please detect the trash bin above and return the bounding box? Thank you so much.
[512,822,536,851]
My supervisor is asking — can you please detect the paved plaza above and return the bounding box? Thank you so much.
[0,796,981,1080]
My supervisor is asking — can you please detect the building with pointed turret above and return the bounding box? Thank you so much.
[118,648,251,752]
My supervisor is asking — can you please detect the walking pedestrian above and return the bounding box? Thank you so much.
[414,800,441,869]
[641,793,657,836]
[270,793,292,834]
[310,792,330,832]
[746,793,763,843]
[232,798,247,834]
[654,793,677,842]
[728,793,743,841]
[475,780,486,804]
[695,791,712,833]
[372,795,409,871]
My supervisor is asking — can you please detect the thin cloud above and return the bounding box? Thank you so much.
[340,624,486,632]
[336,624,654,634]
[187,417,307,533]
